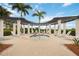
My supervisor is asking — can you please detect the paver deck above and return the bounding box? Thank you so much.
[0,34,76,56]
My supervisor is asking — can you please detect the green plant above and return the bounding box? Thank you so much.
[4,29,12,36]
[51,29,54,34]
[73,38,79,46]
[32,10,46,33]
[25,28,28,34]
[0,6,11,17]
[66,28,75,36]
[9,3,32,17]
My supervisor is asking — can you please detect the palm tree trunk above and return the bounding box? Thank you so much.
[21,11,22,17]
[39,17,40,34]
[20,12,22,34]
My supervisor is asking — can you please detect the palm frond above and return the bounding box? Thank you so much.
[10,3,32,17]
[41,11,46,14]
[24,10,29,15]
[25,5,32,9]
[41,16,44,18]
[32,13,38,16]
[0,6,11,17]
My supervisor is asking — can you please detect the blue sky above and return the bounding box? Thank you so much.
[1,3,79,29]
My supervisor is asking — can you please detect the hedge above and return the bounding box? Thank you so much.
[4,29,12,36]
[66,28,75,36]
[3,28,76,36]
[51,28,75,36]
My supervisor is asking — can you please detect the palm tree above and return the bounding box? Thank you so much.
[32,10,46,33]
[0,6,11,17]
[9,3,32,33]
[9,3,32,17]
[0,6,12,29]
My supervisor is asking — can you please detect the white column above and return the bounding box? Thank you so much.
[13,23,16,35]
[45,25,46,33]
[49,24,51,34]
[75,19,79,38]
[31,25,33,34]
[17,20,21,36]
[0,20,4,37]
[39,24,40,34]
[54,24,57,35]
[45,24,47,34]
[23,25,25,34]
[57,20,62,35]
[63,23,66,35]
[44,25,46,33]
[28,24,30,34]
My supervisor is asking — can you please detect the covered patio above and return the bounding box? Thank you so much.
[0,16,79,55]
[0,16,79,38]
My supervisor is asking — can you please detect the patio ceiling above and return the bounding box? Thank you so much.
[0,15,79,25]
[25,15,79,25]
[46,15,79,24]
[0,16,34,24]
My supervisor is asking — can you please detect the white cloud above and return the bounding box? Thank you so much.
[33,5,39,11]
[62,3,72,7]
[33,4,43,12]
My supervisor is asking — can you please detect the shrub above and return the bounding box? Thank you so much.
[70,29,75,36]
[66,28,75,36]
[51,29,54,34]
[4,29,12,36]
[25,28,28,34]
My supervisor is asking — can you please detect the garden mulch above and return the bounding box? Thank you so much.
[65,44,79,56]
[0,44,12,53]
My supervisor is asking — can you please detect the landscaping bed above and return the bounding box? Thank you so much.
[0,44,12,53]
[65,44,79,56]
